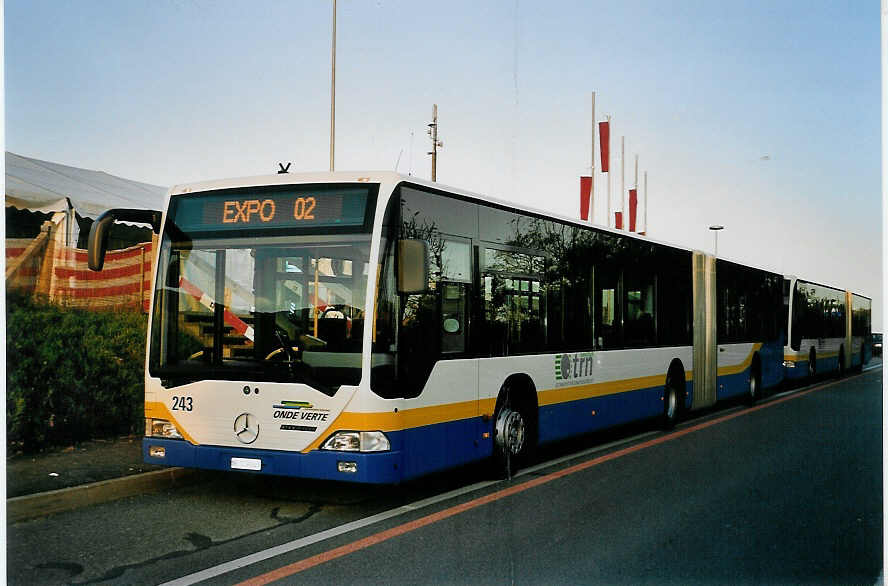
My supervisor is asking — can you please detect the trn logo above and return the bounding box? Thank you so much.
[555,352,595,382]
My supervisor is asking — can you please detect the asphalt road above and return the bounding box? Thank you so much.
[7,368,882,585]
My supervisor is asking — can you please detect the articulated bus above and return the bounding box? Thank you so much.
[86,172,853,483]
[782,276,872,380]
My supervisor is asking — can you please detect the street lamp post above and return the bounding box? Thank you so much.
[329,0,337,172]
[709,225,724,257]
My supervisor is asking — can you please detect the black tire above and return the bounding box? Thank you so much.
[746,358,761,406]
[808,348,817,379]
[661,373,680,430]
[492,388,533,479]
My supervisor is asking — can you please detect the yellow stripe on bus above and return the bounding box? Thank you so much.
[783,351,839,362]
[716,343,762,377]
[537,372,681,407]
[152,347,761,454]
[302,368,695,453]
[305,344,761,451]
[300,398,495,453]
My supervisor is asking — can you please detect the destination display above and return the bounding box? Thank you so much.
[172,186,370,232]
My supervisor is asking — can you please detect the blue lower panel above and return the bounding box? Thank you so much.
[759,341,785,389]
[784,360,808,380]
[717,370,749,400]
[538,385,664,444]
[143,438,403,484]
[819,355,839,374]
[784,354,842,381]
[402,417,490,480]
[144,386,685,484]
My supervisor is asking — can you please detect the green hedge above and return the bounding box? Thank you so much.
[6,294,147,452]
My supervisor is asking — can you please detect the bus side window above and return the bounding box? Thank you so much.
[440,283,467,354]
[481,248,545,356]
[624,271,656,348]
[595,265,621,350]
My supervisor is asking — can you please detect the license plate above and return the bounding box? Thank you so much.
[230,457,262,471]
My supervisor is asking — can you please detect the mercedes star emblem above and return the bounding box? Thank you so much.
[233,413,259,444]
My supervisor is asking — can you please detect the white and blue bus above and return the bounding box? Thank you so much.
[88,172,823,483]
[782,276,872,380]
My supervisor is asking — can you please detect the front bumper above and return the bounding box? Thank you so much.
[143,438,403,484]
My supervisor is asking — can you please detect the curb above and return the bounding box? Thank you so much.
[7,467,197,523]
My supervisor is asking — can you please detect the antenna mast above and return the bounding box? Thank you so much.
[427,104,443,181]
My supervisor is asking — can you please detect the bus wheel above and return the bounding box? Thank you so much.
[808,348,817,379]
[661,374,680,430]
[492,391,531,479]
[746,358,761,406]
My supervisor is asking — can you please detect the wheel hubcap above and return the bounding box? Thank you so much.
[495,408,525,456]
[666,388,677,420]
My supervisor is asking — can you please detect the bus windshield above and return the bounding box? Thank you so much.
[149,186,375,394]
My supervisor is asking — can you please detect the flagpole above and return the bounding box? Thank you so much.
[620,136,625,230]
[329,0,337,172]
[590,92,596,224]
[634,154,638,189]
[606,115,612,228]
[644,171,648,234]
[632,154,639,232]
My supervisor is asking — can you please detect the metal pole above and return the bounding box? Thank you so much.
[620,136,625,229]
[644,171,648,234]
[590,92,595,224]
[314,260,320,337]
[139,245,146,312]
[634,154,638,188]
[431,104,438,181]
[709,225,724,257]
[329,0,337,172]
[606,115,612,228]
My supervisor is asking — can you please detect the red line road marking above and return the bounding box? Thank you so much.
[238,372,872,586]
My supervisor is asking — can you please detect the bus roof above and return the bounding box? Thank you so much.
[168,171,697,253]
[785,275,870,300]
[167,171,797,279]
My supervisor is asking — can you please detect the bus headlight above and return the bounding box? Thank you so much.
[146,418,183,439]
[783,361,796,368]
[321,431,391,452]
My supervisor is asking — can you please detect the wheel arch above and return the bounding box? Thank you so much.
[493,373,539,442]
[666,358,688,409]
[751,351,762,381]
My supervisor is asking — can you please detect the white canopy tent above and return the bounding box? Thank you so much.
[5,151,167,245]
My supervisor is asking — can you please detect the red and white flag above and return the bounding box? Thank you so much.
[598,121,610,173]
[580,176,592,221]
[629,189,638,232]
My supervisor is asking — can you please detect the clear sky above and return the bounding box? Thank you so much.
[5,0,883,325]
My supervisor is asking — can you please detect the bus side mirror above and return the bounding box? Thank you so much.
[88,208,163,271]
[87,214,116,271]
[397,239,429,294]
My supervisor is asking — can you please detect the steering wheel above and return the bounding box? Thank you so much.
[320,307,346,319]
[264,326,300,361]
